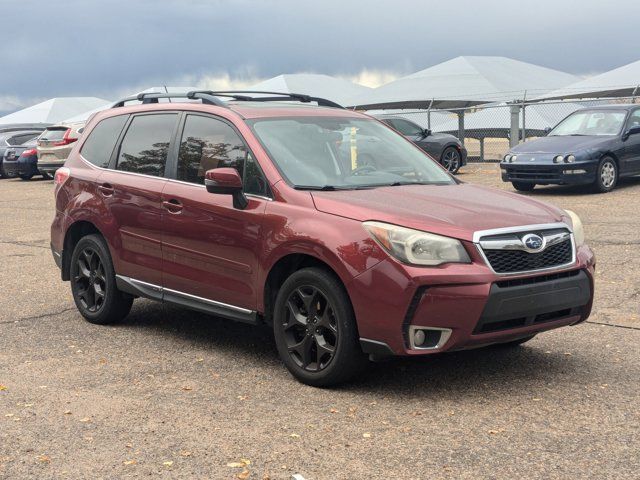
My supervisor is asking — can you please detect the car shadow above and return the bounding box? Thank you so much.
[117,300,579,397]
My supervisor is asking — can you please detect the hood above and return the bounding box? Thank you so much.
[427,132,459,143]
[510,135,612,154]
[311,183,565,242]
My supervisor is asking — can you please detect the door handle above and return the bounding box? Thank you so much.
[162,199,183,213]
[97,183,114,196]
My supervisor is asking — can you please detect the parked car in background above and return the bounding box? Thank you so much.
[37,122,85,177]
[2,138,41,180]
[0,128,44,178]
[502,105,640,193]
[379,117,467,173]
[51,91,595,387]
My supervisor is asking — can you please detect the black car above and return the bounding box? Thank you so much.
[2,138,42,180]
[380,117,467,173]
[0,126,46,178]
[502,105,640,193]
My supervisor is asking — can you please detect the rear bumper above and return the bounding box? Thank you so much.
[351,244,595,356]
[501,162,597,185]
[38,160,65,173]
[2,157,38,177]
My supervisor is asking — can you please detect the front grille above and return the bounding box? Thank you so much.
[483,238,573,274]
[505,167,561,181]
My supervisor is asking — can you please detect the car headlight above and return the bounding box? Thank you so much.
[511,155,517,162]
[564,210,585,246]
[503,154,512,162]
[363,221,471,266]
[565,155,576,163]
[554,155,564,163]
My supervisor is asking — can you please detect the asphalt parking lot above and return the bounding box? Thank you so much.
[1,165,639,479]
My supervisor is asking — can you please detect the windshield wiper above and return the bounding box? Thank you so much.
[293,185,339,191]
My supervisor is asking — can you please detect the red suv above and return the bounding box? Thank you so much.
[51,91,595,386]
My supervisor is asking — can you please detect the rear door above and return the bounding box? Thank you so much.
[99,112,180,287]
[160,113,270,317]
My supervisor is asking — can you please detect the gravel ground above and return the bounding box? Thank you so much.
[1,167,639,479]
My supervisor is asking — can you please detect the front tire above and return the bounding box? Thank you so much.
[273,267,368,387]
[70,234,133,325]
[441,146,461,174]
[592,157,617,193]
[512,181,535,192]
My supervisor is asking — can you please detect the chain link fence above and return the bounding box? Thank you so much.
[374,96,639,162]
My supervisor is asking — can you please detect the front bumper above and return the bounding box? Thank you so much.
[501,162,596,185]
[351,244,595,356]
[459,146,468,166]
[2,157,38,177]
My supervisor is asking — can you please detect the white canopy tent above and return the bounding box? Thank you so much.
[350,56,580,110]
[0,97,110,126]
[249,74,371,107]
[537,59,640,100]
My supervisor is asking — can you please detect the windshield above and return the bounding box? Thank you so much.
[549,110,626,136]
[249,117,453,189]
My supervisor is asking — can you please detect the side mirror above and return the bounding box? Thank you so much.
[422,128,431,137]
[623,124,640,140]
[543,127,552,135]
[204,167,247,209]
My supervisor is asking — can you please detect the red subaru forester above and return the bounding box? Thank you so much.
[51,91,595,386]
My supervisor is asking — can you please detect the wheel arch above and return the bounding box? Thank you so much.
[61,220,105,281]
[262,253,351,326]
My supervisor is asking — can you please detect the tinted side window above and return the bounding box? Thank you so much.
[627,110,640,129]
[117,114,177,177]
[7,133,38,145]
[177,115,270,196]
[392,119,423,136]
[81,115,128,168]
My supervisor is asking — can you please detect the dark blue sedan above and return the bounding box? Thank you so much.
[501,104,640,193]
[2,139,41,180]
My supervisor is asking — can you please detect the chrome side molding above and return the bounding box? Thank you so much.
[115,274,257,324]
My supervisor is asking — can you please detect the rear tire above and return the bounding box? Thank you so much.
[512,181,535,192]
[70,234,133,325]
[273,267,368,387]
[592,156,617,193]
[19,174,33,181]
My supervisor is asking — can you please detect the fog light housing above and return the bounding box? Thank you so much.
[408,326,452,350]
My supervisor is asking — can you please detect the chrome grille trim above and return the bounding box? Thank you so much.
[473,223,577,276]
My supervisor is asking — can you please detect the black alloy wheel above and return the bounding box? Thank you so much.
[273,268,368,387]
[74,247,107,313]
[70,234,133,324]
[441,146,461,174]
[283,285,338,372]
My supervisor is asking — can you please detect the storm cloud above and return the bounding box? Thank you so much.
[1,0,639,107]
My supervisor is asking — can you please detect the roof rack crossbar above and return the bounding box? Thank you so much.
[112,92,227,108]
[190,90,344,109]
[112,90,344,109]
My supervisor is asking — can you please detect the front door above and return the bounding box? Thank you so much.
[161,113,270,317]
[621,109,640,174]
[100,112,179,286]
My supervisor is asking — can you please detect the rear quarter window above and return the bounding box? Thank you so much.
[80,115,128,168]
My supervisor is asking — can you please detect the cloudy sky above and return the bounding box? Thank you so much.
[1,0,639,110]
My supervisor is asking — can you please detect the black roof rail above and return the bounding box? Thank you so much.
[112,92,227,108]
[189,90,344,109]
[111,90,344,110]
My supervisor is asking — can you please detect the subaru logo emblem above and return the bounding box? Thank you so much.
[522,233,545,252]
